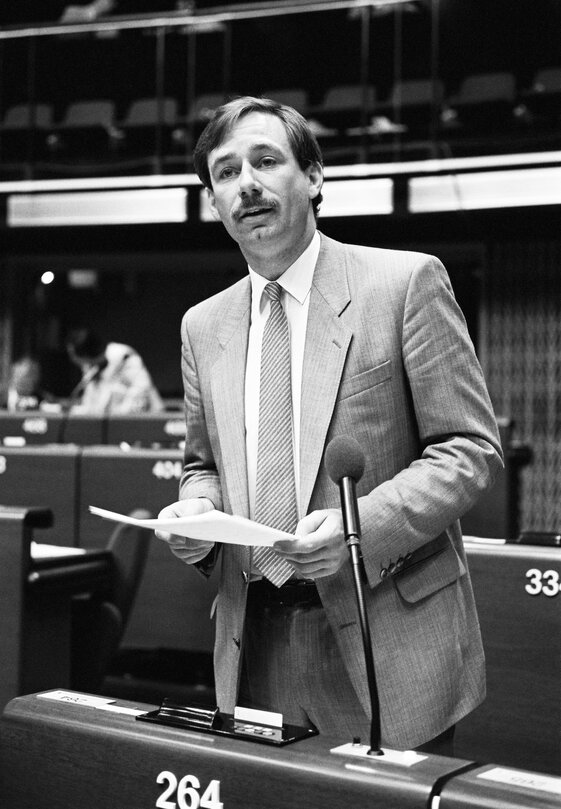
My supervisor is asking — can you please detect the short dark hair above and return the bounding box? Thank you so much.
[66,328,106,360]
[193,95,324,216]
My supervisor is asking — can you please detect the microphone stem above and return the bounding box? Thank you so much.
[340,478,383,755]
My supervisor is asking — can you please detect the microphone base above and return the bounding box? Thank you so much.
[330,741,428,766]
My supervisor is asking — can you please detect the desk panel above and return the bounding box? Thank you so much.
[0,445,80,546]
[79,447,216,653]
[456,539,561,775]
[105,412,185,448]
[0,506,113,710]
[0,692,473,809]
[0,411,105,446]
[439,763,561,808]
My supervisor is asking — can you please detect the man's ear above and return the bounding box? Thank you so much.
[306,162,324,202]
[206,187,221,221]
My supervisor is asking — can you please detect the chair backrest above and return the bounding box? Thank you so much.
[105,508,152,629]
[70,508,152,693]
[390,78,444,107]
[319,84,377,112]
[457,72,516,104]
[60,100,115,128]
[185,93,228,124]
[122,97,179,127]
[531,66,561,93]
[262,89,309,115]
[2,103,53,129]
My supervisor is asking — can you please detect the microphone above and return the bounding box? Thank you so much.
[325,436,383,756]
[58,357,108,442]
[70,356,109,400]
[325,435,365,546]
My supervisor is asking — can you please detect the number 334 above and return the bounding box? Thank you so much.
[525,568,560,597]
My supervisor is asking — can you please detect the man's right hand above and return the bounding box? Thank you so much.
[155,498,215,565]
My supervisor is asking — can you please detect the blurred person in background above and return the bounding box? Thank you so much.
[1,356,56,412]
[66,328,164,414]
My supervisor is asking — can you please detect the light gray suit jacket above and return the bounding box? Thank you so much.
[179,233,502,748]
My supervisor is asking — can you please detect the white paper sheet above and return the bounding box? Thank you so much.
[89,505,294,547]
[31,543,86,559]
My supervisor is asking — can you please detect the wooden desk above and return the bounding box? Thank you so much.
[0,507,113,710]
[0,445,81,546]
[0,691,474,809]
[0,410,105,446]
[456,538,561,775]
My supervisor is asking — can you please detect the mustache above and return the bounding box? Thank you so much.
[233,196,277,221]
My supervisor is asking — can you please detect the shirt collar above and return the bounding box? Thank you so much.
[248,231,320,312]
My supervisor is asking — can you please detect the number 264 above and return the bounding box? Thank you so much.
[156,772,223,809]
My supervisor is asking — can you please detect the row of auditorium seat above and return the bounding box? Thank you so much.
[1,68,559,164]
[0,442,217,656]
[0,409,185,448]
[0,410,531,541]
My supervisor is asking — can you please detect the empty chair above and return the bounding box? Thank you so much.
[2,103,54,131]
[70,509,152,694]
[308,84,377,132]
[520,66,561,123]
[118,96,181,156]
[0,103,54,163]
[378,78,445,134]
[121,96,179,128]
[262,88,309,115]
[185,93,228,126]
[447,71,517,130]
[50,99,117,157]
[60,99,116,130]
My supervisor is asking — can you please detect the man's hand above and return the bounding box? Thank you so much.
[273,508,347,579]
[155,498,215,565]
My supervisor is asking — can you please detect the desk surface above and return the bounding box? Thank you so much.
[457,538,561,776]
[0,690,472,809]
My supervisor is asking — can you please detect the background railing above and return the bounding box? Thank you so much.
[1,0,560,179]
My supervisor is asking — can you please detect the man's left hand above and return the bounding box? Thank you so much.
[273,509,347,579]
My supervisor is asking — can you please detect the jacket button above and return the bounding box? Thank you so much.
[396,556,404,570]
[380,567,388,579]
[388,562,396,574]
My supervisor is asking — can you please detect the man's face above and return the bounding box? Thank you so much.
[206,112,323,275]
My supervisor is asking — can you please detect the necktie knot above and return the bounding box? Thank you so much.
[264,281,282,305]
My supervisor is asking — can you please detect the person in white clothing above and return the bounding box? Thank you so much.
[66,328,164,414]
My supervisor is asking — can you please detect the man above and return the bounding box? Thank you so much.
[67,328,164,414]
[3,356,55,411]
[156,96,502,753]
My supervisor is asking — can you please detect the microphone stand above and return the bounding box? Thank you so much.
[57,361,105,443]
[339,476,383,756]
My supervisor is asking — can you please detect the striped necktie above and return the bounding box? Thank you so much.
[252,281,297,587]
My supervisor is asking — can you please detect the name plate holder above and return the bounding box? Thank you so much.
[137,699,317,746]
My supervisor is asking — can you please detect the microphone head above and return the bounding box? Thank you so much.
[325,436,366,484]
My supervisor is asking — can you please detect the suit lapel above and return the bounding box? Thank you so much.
[300,235,353,515]
[211,279,251,518]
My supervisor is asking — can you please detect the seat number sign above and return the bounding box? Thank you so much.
[156,772,223,809]
[525,568,560,597]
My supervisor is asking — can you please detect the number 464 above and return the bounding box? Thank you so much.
[156,772,223,809]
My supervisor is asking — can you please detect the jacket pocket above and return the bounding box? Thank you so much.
[393,533,464,603]
[339,359,392,401]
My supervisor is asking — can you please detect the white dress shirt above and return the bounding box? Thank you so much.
[245,231,320,522]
